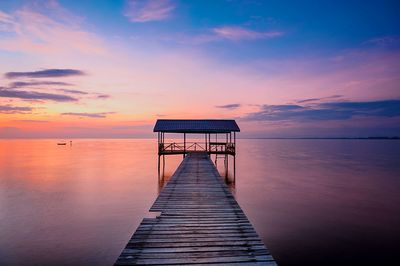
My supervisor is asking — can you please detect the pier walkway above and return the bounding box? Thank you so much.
[115,152,276,265]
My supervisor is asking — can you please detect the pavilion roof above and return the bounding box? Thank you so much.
[153,119,240,133]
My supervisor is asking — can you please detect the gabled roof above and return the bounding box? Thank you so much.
[153,119,240,133]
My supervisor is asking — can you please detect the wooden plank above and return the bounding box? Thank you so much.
[114,152,277,266]
[127,241,265,248]
[116,255,274,265]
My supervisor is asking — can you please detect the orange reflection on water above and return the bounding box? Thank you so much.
[0,139,168,265]
[1,139,400,266]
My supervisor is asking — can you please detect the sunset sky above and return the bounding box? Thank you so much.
[0,0,399,138]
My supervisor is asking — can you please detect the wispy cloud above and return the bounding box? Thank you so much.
[58,89,88,95]
[124,0,175,22]
[96,94,110,99]
[15,119,48,123]
[0,104,33,114]
[171,26,285,45]
[61,112,115,118]
[0,2,106,55]
[215,103,241,109]
[0,10,14,31]
[0,89,77,102]
[1,68,110,102]
[364,36,400,47]
[212,26,284,41]
[297,95,343,104]
[5,69,85,79]
[9,81,73,88]
[243,99,400,122]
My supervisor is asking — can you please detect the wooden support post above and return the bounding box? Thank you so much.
[234,132,236,154]
[225,154,228,179]
[205,133,207,152]
[234,132,236,182]
[227,154,229,176]
[157,155,160,179]
[208,133,211,153]
[229,132,232,154]
[234,155,236,182]
[162,154,165,175]
[183,133,186,158]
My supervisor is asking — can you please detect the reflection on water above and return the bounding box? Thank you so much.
[157,153,236,194]
[0,139,399,265]
[0,139,163,266]
[213,154,237,194]
[156,154,181,194]
[235,139,400,265]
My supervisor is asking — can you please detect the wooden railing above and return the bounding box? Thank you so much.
[159,142,235,155]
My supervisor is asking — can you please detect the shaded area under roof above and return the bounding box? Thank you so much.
[153,119,240,133]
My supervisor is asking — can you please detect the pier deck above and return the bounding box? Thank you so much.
[115,152,276,265]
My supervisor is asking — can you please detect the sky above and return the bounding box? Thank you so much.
[0,0,399,138]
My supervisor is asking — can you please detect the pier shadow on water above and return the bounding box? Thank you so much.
[157,153,236,195]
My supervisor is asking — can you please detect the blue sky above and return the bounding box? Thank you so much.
[0,0,399,138]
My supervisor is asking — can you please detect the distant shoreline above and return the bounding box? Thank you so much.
[245,137,400,140]
[1,137,399,140]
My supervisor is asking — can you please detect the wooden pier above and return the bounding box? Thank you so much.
[115,152,277,265]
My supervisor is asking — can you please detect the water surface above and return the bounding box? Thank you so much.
[0,139,399,265]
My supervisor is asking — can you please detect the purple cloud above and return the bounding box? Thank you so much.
[6,83,108,98]
[96,94,110,99]
[9,81,73,87]
[215,103,241,109]
[61,112,115,118]
[243,99,400,122]
[297,95,343,104]
[0,89,77,102]
[0,104,33,114]
[58,89,88,95]
[5,69,85,79]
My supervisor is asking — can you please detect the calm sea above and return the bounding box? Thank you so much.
[0,139,399,265]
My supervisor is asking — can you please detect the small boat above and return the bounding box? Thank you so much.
[57,141,67,145]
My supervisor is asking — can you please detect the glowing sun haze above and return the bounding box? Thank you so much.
[0,0,399,138]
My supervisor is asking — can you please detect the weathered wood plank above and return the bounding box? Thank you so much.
[127,241,265,248]
[116,255,274,265]
[114,152,277,266]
